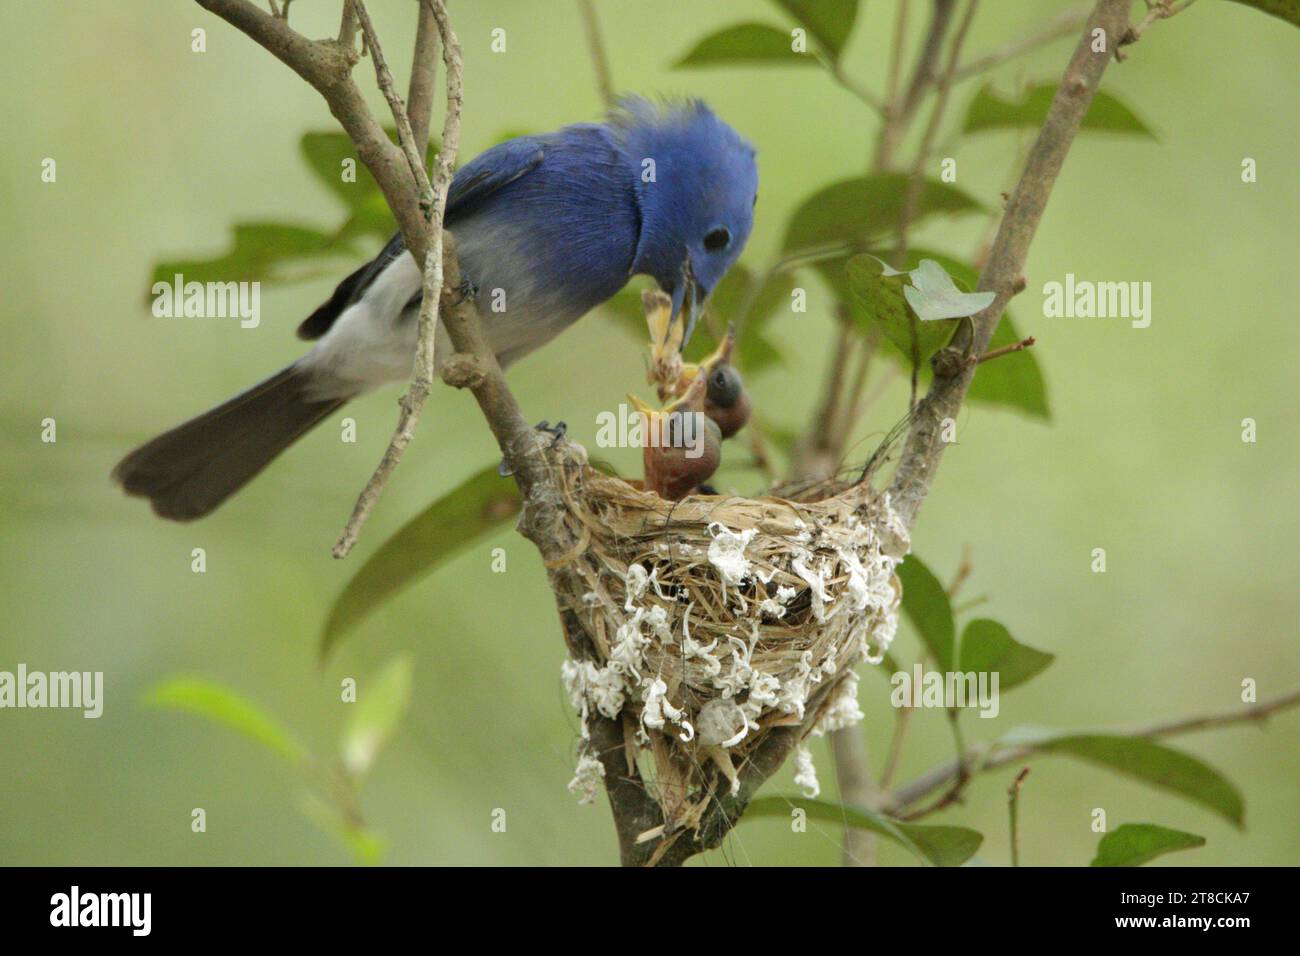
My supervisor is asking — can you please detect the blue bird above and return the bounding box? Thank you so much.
[114,98,759,520]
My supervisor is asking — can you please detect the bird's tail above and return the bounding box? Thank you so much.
[112,365,348,521]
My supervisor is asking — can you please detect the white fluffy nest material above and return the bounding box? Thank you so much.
[552,462,909,828]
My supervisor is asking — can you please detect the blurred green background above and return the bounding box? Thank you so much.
[1,0,1296,866]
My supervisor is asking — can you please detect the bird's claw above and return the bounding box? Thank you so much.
[456,274,479,304]
[535,420,568,447]
[498,420,567,476]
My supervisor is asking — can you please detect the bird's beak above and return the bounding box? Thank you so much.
[628,376,704,422]
[669,259,702,350]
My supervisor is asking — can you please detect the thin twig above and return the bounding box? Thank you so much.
[1121,0,1198,51]
[887,0,1138,530]
[828,59,886,115]
[338,0,357,50]
[952,6,1090,81]
[407,0,440,149]
[878,697,913,790]
[576,0,615,109]
[831,728,879,866]
[1007,767,1030,866]
[888,689,1300,815]
[882,0,910,112]
[351,2,431,211]
[876,0,957,169]
[332,0,457,557]
[896,0,978,409]
[967,335,1035,366]
[896,0,979,263]
[791,318,855,482]
[947,544,973,597]
[830,331,878,452]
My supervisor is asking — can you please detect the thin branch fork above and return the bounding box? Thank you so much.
[887,0,1135,531]
[193,0,561,559]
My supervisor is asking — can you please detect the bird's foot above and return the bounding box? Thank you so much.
[456,273,479,305]
[497,420,568,477]
[534,419,568,447]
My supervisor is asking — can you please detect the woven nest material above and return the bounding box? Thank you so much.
[552,448,910,831]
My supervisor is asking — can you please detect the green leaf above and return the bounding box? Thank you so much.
[964,82,1156,138]
[999,730,1246,827]
[143,677,307,764]
[300,131,384,212]
[322,466,521,658]
[968,312,1049,419]
[768,0,859,59]
[150,222,351,289]
[783,174,983,253]
[674,22,820,68]
[1090,823,1206,867]
[854,249,1050,419]
[300,129,439,212]
[844,255,956,363]
[958,619,1054,691]
[747,796,982,866]
[335,191,398,243]
[342,655,414,778]
[299,792,388,866]
[1224,0,1300,28]
[896,555,955,671]
[301,128,437,243]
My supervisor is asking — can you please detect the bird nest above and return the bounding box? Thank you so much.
[550,448,910,833]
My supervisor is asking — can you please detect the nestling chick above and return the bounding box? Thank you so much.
[675,324,752,439]
[630,377,721,501]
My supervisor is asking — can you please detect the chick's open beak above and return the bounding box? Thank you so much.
[677,323,737,392]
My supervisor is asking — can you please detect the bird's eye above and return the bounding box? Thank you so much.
[703,228,731,252]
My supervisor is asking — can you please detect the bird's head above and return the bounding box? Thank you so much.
[617,98,758,348]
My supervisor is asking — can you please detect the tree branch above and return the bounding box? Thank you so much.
[887,689,1300,814]
[407,0,440,150]
[831,727,880,866]
[195,0,428,259]
[576,0,615,109]
[875,0,957,169]
[887,0,1133,530]
[193,0,560,556]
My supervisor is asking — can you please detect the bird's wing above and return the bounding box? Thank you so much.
[296,233,405,340]
[297,136,546,341]
[444,135,546,220]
